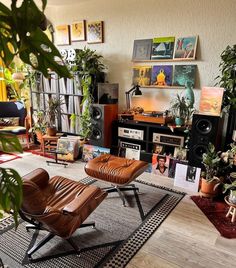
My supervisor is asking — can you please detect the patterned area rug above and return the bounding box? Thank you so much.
[0,179,185,268]
[191,196,236,238]
[0,152,21,164]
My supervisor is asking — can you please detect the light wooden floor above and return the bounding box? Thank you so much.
[2,152,236,268]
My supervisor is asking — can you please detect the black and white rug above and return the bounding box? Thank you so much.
[0,179,185,268]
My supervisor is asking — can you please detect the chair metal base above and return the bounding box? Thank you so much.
[103,183,139,206]
[24,218,95,261]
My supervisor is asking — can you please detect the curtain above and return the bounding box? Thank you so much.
[0,58,7,101]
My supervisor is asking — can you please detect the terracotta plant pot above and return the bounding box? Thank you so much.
[47,127,57,136]
[200,178,219,198]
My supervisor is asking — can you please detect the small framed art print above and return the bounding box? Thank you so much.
[55,25,70,45]
[87,21,104,44]
[71,20,86,42]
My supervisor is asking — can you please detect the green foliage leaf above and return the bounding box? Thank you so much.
[0,133,22,153]
[0,168,22,227]
[0,0,70,78]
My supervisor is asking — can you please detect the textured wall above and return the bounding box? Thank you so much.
[46,0,236,112]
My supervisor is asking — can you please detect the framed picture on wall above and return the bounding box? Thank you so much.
[55,25,70,45]
[87,21,104,43]
[132,39,152,61]
[70,20,86,41]
[173,36,198,59]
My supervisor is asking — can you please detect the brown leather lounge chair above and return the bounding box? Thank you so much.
[20,168,107,261]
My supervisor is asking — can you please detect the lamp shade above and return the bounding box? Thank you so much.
[132,86,142,97]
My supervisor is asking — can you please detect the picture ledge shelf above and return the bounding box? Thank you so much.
[140,85,185,89]
[132,58,196,63]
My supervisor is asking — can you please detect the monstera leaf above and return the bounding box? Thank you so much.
[0,133,23,227]
[0,168,22,227]
[0,0,70,78]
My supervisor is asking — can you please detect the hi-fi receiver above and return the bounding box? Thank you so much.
[153,133,184,147]
[118,127,144,140]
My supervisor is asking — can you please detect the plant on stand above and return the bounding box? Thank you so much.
[46,98,63,136]
[201,143,236,198]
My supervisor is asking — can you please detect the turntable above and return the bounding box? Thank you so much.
[142,111,164,117]
[133,111,172,124]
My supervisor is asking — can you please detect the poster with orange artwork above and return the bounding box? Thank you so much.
[199,87,224,116]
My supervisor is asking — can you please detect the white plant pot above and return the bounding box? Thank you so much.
[229,190,236,204]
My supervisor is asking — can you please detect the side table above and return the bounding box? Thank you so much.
[225,195,236,223]
[42,134,63,156]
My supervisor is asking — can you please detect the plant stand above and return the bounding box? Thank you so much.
[225,195,236,223]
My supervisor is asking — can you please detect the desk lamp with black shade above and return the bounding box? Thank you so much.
[125,84,142,110]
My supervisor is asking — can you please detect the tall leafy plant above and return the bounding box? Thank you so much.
[0,0,70,78]
[79,75,93,139]
[216,45,236,110]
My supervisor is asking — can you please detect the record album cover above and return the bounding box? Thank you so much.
[151,65,173,86]
[173,65,197,87]
[133,66,152,86]
[151,36,175,60]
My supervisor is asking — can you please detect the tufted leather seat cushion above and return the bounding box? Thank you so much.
[0,126,26,134]
[84,154,148,185]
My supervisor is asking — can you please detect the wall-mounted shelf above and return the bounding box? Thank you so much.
[140,85,185,89]
[132,58,196,63]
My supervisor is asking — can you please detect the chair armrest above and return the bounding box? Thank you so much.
[63,187,107,216]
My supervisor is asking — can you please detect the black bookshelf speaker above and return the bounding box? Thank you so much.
[90,104,118,148]
[188,113,225,168]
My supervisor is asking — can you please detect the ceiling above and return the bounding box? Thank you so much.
[1,0,88,7]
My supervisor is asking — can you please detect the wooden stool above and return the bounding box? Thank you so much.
[42,134,63,156]
[225,196,236,223]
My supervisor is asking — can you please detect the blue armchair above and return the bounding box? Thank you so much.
[0,101,30,147]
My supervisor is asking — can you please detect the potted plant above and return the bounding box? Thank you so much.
[46,97,63,136]
[222,172,236,204]
[30,110,47,143]
[170,93,194,126]
[201,143,222,197]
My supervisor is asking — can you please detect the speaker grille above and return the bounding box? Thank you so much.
[188,113,224,168]
[195,119,212,134]
[91,127,102,140]
[92,106,102,120]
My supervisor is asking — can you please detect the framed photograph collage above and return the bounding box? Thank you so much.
[55,20,104,45]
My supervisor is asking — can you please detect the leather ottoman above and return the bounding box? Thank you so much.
[85,154,148,206]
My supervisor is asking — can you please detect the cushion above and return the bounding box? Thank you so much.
[0,117,20,127]
[0,126,26,135]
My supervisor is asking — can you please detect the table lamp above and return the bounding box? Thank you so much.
[125,84,142,110]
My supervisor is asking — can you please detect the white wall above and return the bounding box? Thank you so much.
[45,0,236,112]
